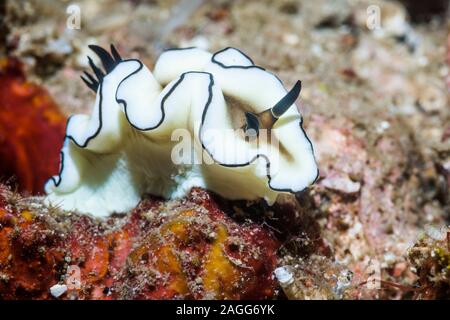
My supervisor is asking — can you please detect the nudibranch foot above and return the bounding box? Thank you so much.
[46,45,318,217]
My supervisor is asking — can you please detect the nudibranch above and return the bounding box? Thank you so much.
[45,45,318,217]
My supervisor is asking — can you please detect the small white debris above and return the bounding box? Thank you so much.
[376,121,390,133]
[333,269,353,298]
[311,44,323,57]
[282,33,299,46]
[424,224,447,241]
[274,266,294,287]
[46,38,73,56]
[383,252,397,264]
[443,160,450,172]
[321,172,361,193]
[348,222,363,237]
[50,284,68,298]
[418,56,429,67]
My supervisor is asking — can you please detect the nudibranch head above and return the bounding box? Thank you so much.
[45,45,318,217]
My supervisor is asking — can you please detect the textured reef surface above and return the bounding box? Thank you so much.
[0,0,449,299]
[0,185,278,299]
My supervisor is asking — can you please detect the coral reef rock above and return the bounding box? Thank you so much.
[0,57,66,194]
[0,185,279,300]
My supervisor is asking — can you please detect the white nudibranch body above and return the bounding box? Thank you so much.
[45,45,318,217]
